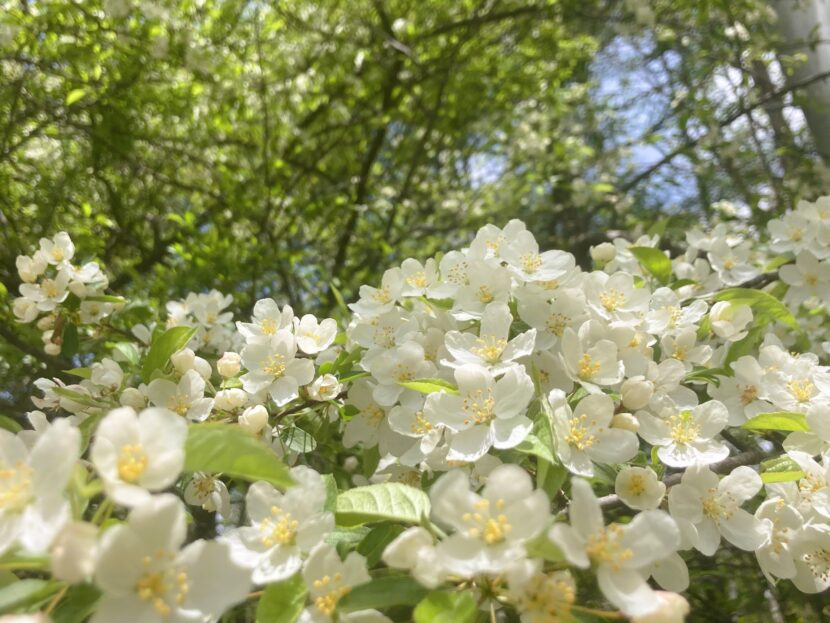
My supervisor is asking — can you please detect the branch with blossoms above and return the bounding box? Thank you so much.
[3,197,830,622]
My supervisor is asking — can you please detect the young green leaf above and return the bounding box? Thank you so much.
[255,574,306,623]
[339,575,427,612]
[336,483,431,526]
[141,326,197,382]
[184,423,294,489]
[398,378,459,395]
[413,591,477,623]
[629,246,672,285]
[742,412,810,433]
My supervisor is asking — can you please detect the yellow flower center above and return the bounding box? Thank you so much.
[627,474,646,496]
[701,487,737,521]
[260,318,278,335]
[545,313,568,336]
[394,363,414,382]
[740,385,758,405]
[462,498,511,544]
[478,285,494,303]
[804,549,830,582]
[117,444,148,483]
[471,336,508,363]
[263,353,286,378]
[406,272,428,288]
[578,353,600,380]
[462,389,496,425]
[0,461,33,512]
[260,506,299,547]
[168,396,189,416]
[135,551,189,617]
[42,279,60,298]
[787,379,815,403]
[517,573,576,622]
[668,412,699,444]
[410,412,433,435]
[521,253,542,273]
[585,524,633,571]
[565,413,598,450]
[313,574,350,616]
[599,288,626,312]
[372,287,391,304]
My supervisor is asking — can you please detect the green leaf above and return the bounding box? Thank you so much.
[339,575,428,612]
[184,423,293,489]
[398,378,459,395]
[761,471,804,484]
[336,483,431,526]
[65,367,92,379]
[322,474,338,513]
[60,323,79,358]
[515,433,555,464]
[85,295,126,304]
[0,579,59,614]
[51,387,103,409]
[357,524,405,567]
[684,367,727,385]
[79,411,104,451]
[742,412,810,433]
[255,574,306,623]
[0,416,22,433]
[278,426,317,453]
[52,584,101,623]
[714,288,798,330]
[537,458,568,499]
[629,246,672,284]
[413,591,477,623]
[325,526,372,548]
[723,325,765,367]
[524,532,564,563]
[141,326,197,382]
[65,88,87,105]
[112,342,140,366]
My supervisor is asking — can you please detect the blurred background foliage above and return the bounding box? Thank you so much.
[1,1,830,617]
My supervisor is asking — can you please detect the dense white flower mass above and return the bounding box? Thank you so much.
[7,196,830,620]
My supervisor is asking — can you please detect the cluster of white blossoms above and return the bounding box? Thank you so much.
[4,196,830,622]
[12,232,112,353]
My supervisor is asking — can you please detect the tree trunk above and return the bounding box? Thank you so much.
[771,0,830,163]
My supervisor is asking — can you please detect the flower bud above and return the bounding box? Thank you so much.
[239,404,269,434]
[36,315,55,331]
[632,591,690,623]
[119,387,146,409]
[590,242,616,263]
[621,377,654,411]
[342,456,359,473]
[50,521,98,584]
[611,412,640,433]
[215,388,247,412]
[217,351,241,378]
[44,342,61,356]
[193,356,213,380]
[170,347,195,374]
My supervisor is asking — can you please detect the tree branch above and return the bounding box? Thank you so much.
[620,69,830,192]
